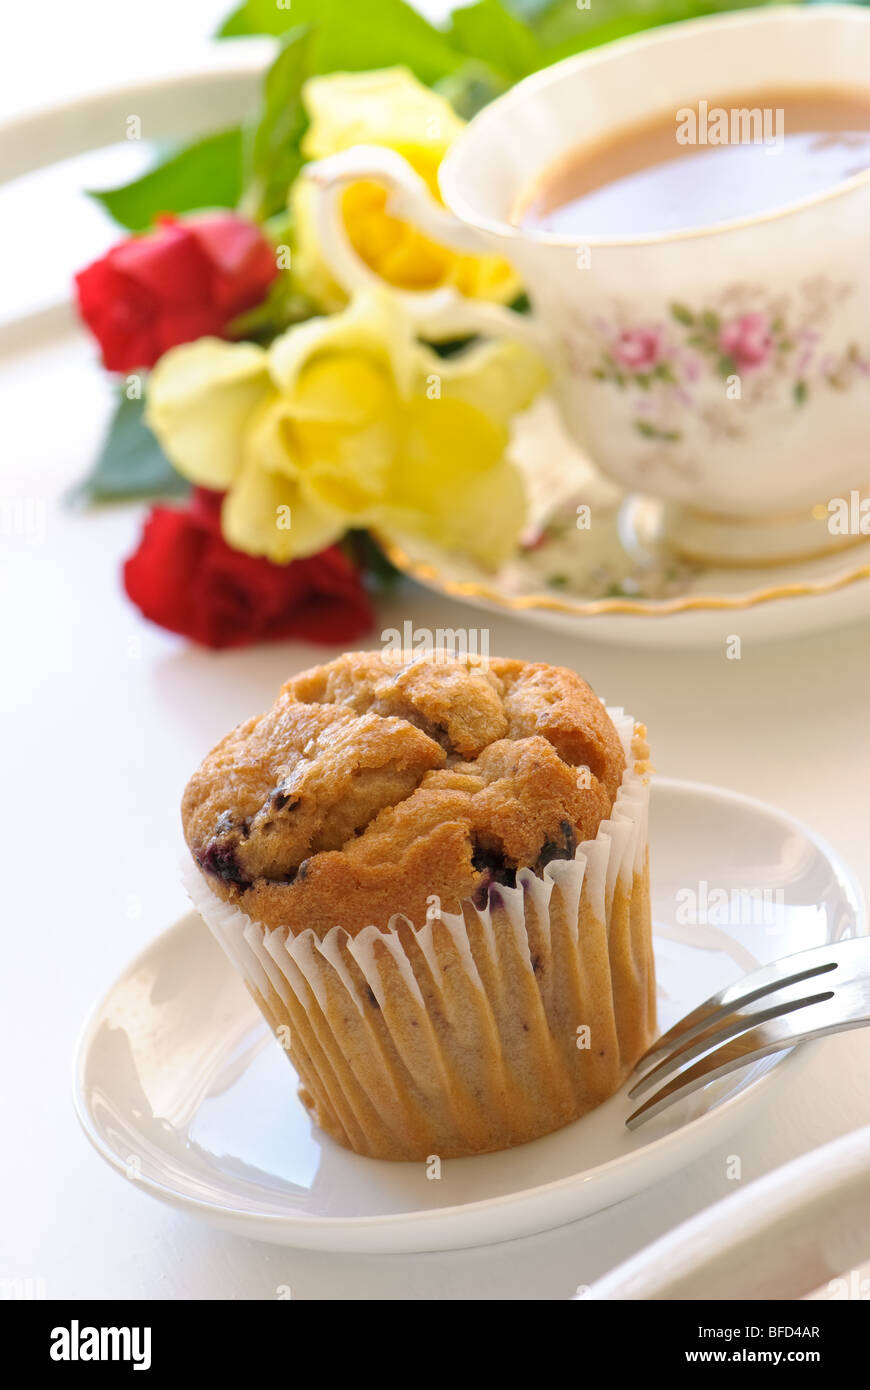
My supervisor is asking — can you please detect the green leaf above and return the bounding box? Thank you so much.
[88,128,244,232]
[502,0,559,20]
[529,0,782,57]
[435,60,509,119]
[219,0,464,85]
[218,0,290,35]
[793,380,808,405]
[670,302,695,326]
[344,530,402,589]
[448,0,544,82]
[633,419,681,442]
[227,273,320,342]
[73,392,189,503]
[653,361,676,382]
[242,27,313,222]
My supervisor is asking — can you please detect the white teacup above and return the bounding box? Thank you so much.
[306,6,870,564]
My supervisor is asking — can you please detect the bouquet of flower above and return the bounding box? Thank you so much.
[74,0,774,648]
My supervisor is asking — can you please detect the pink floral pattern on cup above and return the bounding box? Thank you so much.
[563,279,868,450]
[612,327,663,372]
[717,312,774,373]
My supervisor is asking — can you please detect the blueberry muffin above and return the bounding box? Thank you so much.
[182,652,655,1160]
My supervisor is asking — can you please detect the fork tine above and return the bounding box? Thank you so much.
[627,987,834,1099]
[635,942,842,1073]
[626,994,870,1129]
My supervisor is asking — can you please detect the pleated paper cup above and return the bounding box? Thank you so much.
[183,710,655,1161]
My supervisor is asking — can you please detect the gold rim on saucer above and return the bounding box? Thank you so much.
[379,537,870,619]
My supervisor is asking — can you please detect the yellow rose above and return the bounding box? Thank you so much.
[145,289,547,569]
[291,68,520,310]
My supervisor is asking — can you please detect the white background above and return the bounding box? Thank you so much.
[2,1,870,1301]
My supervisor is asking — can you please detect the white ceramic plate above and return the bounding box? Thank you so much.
[74,779,864,1253]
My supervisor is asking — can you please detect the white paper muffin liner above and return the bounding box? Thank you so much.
[183,708,655,1160]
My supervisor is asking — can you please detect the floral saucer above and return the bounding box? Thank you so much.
[383,397,870,648]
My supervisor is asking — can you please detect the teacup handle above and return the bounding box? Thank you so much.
[303,145,545,349]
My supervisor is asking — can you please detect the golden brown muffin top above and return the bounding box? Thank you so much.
[182,652,626,937]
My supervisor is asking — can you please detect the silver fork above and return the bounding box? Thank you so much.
[626,936,870,1129]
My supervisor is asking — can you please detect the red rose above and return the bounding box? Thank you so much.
[123,489,374,649]
[75,214,278,372]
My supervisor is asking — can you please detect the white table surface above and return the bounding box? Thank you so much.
[3,315,870,1301]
